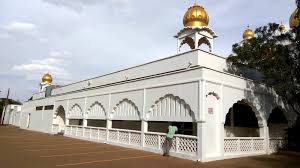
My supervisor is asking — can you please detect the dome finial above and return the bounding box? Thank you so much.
[243,25,254,40]
[42,72,53,84]
[279,22,286,33]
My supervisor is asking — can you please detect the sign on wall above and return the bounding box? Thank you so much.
[208,108,214,115]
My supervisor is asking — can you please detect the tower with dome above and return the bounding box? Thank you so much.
[4,2,298,163]
[40,73,53,92]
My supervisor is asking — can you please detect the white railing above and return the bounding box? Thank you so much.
[64,126,277,160]
[64,125,197,158]
[108,128,142,146]
[224,137,265,155]
[52,124,59,133]
[269,138,287,153]
[66,125,106,140]
[144,132,197,156]
[65,125,71,135]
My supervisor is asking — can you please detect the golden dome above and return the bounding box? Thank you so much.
[279,23,286,33]
[183,3,209,27]
[289,8,300,29]
[243,26,254,40]
[42,73,53,84]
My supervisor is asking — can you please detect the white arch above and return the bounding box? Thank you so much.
[198,37,212,52]
[224,99,266,126]
[180,36,195,50]
[54,105,65,118]
[87,101,106,119]
[111,99,140,120]
[146,94,195,122]
[68,104,83,118]
[53,105,66,133]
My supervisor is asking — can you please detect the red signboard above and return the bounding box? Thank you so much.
[208,108,214,114]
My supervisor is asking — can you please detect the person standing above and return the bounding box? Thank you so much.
[163,125,178,156]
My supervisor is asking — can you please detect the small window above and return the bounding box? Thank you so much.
[44,105,54,110]
[36,106,43,111]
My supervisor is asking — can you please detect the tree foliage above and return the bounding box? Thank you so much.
[0,98,22,111]
[227,23,300,115]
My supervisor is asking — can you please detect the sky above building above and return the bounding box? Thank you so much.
[0,0,296,101]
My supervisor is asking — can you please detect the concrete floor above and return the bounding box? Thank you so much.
[0,126,299,168]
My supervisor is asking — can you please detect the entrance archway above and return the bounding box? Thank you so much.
[224,100,261,137]
[55,106,66,133]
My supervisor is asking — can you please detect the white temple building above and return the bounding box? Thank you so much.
[5,2,298,162]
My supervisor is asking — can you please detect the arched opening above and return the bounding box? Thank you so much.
[268,107,288,152]
[198,37,211,52]
[268,107,288,138]
[224,101,260,137]
[180,37,195,53]
[56,106,66,133]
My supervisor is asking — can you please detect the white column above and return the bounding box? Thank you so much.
[83,119,87,127]
[141,88,148,147]
[197,121,206,162]
[260,125,269,154]
[220,123,225,157]
[177,38,181,53]
[141,120,148,147]
[83,97,87,127]
[209,38,214,52]
[195,33,200,49]
[106,120,112,142]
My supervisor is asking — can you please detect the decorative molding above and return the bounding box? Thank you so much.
[147,94,195,121]
[110,98,141,120]
[87,101,106,119]
[68,104,83,118]
[206,92,220,100]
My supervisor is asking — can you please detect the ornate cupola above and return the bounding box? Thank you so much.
[175,2,217,53]
[40,72,53,92]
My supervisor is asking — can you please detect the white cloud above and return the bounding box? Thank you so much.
[43,0,131,13]
[49,50,72,58]
[11,55,71,83]
[3,22,36,33]
[43,0,99,12]
[0,21,48,42]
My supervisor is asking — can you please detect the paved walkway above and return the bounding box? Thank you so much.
[0,126,299,168]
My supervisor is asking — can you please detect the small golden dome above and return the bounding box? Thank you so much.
[279,23,286,33]
[289,8,300,29]
[42,73,53,84]
[183,3,209,27]
[243,26,254,40]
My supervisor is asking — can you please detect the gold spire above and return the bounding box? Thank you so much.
[289,8,300,29]
[42,73,53,84]
[183,2,209,27]
[243,26,254,40]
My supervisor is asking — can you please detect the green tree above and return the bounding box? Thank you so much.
[227,23,300,115]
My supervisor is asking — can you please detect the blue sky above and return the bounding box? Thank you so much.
[0,0,296,101]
